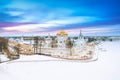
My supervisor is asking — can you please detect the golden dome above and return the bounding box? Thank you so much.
[57,30,68,36]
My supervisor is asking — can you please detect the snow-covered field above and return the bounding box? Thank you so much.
[0,41,120,80]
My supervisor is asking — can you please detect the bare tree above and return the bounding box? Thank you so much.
[51,37,57,48]
[34,36,39,54]
[66,38,73,56]
[14,44,20,58]
[0,37,8,53]
[39,37,43,54]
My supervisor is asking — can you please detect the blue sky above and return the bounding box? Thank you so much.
[0,0,120,36]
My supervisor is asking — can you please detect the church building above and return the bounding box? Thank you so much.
[56,30,68,48]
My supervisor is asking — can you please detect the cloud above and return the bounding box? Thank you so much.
[14,8,75,23]
[2,23,58,32]
[2,16,97,33]
[8,10,24,16]
[46,16,97,25]
[1,24,120,36]
[64,24,120,35]
[0,10,23,23]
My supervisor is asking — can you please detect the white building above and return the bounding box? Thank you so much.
[44,34,52,48]
[75,30,86,47]
[56,30,68,48]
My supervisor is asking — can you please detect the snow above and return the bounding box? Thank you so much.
[0,55,9,62]
[0,41,120,80]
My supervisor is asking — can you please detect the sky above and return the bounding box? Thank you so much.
[0,0,120,36]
